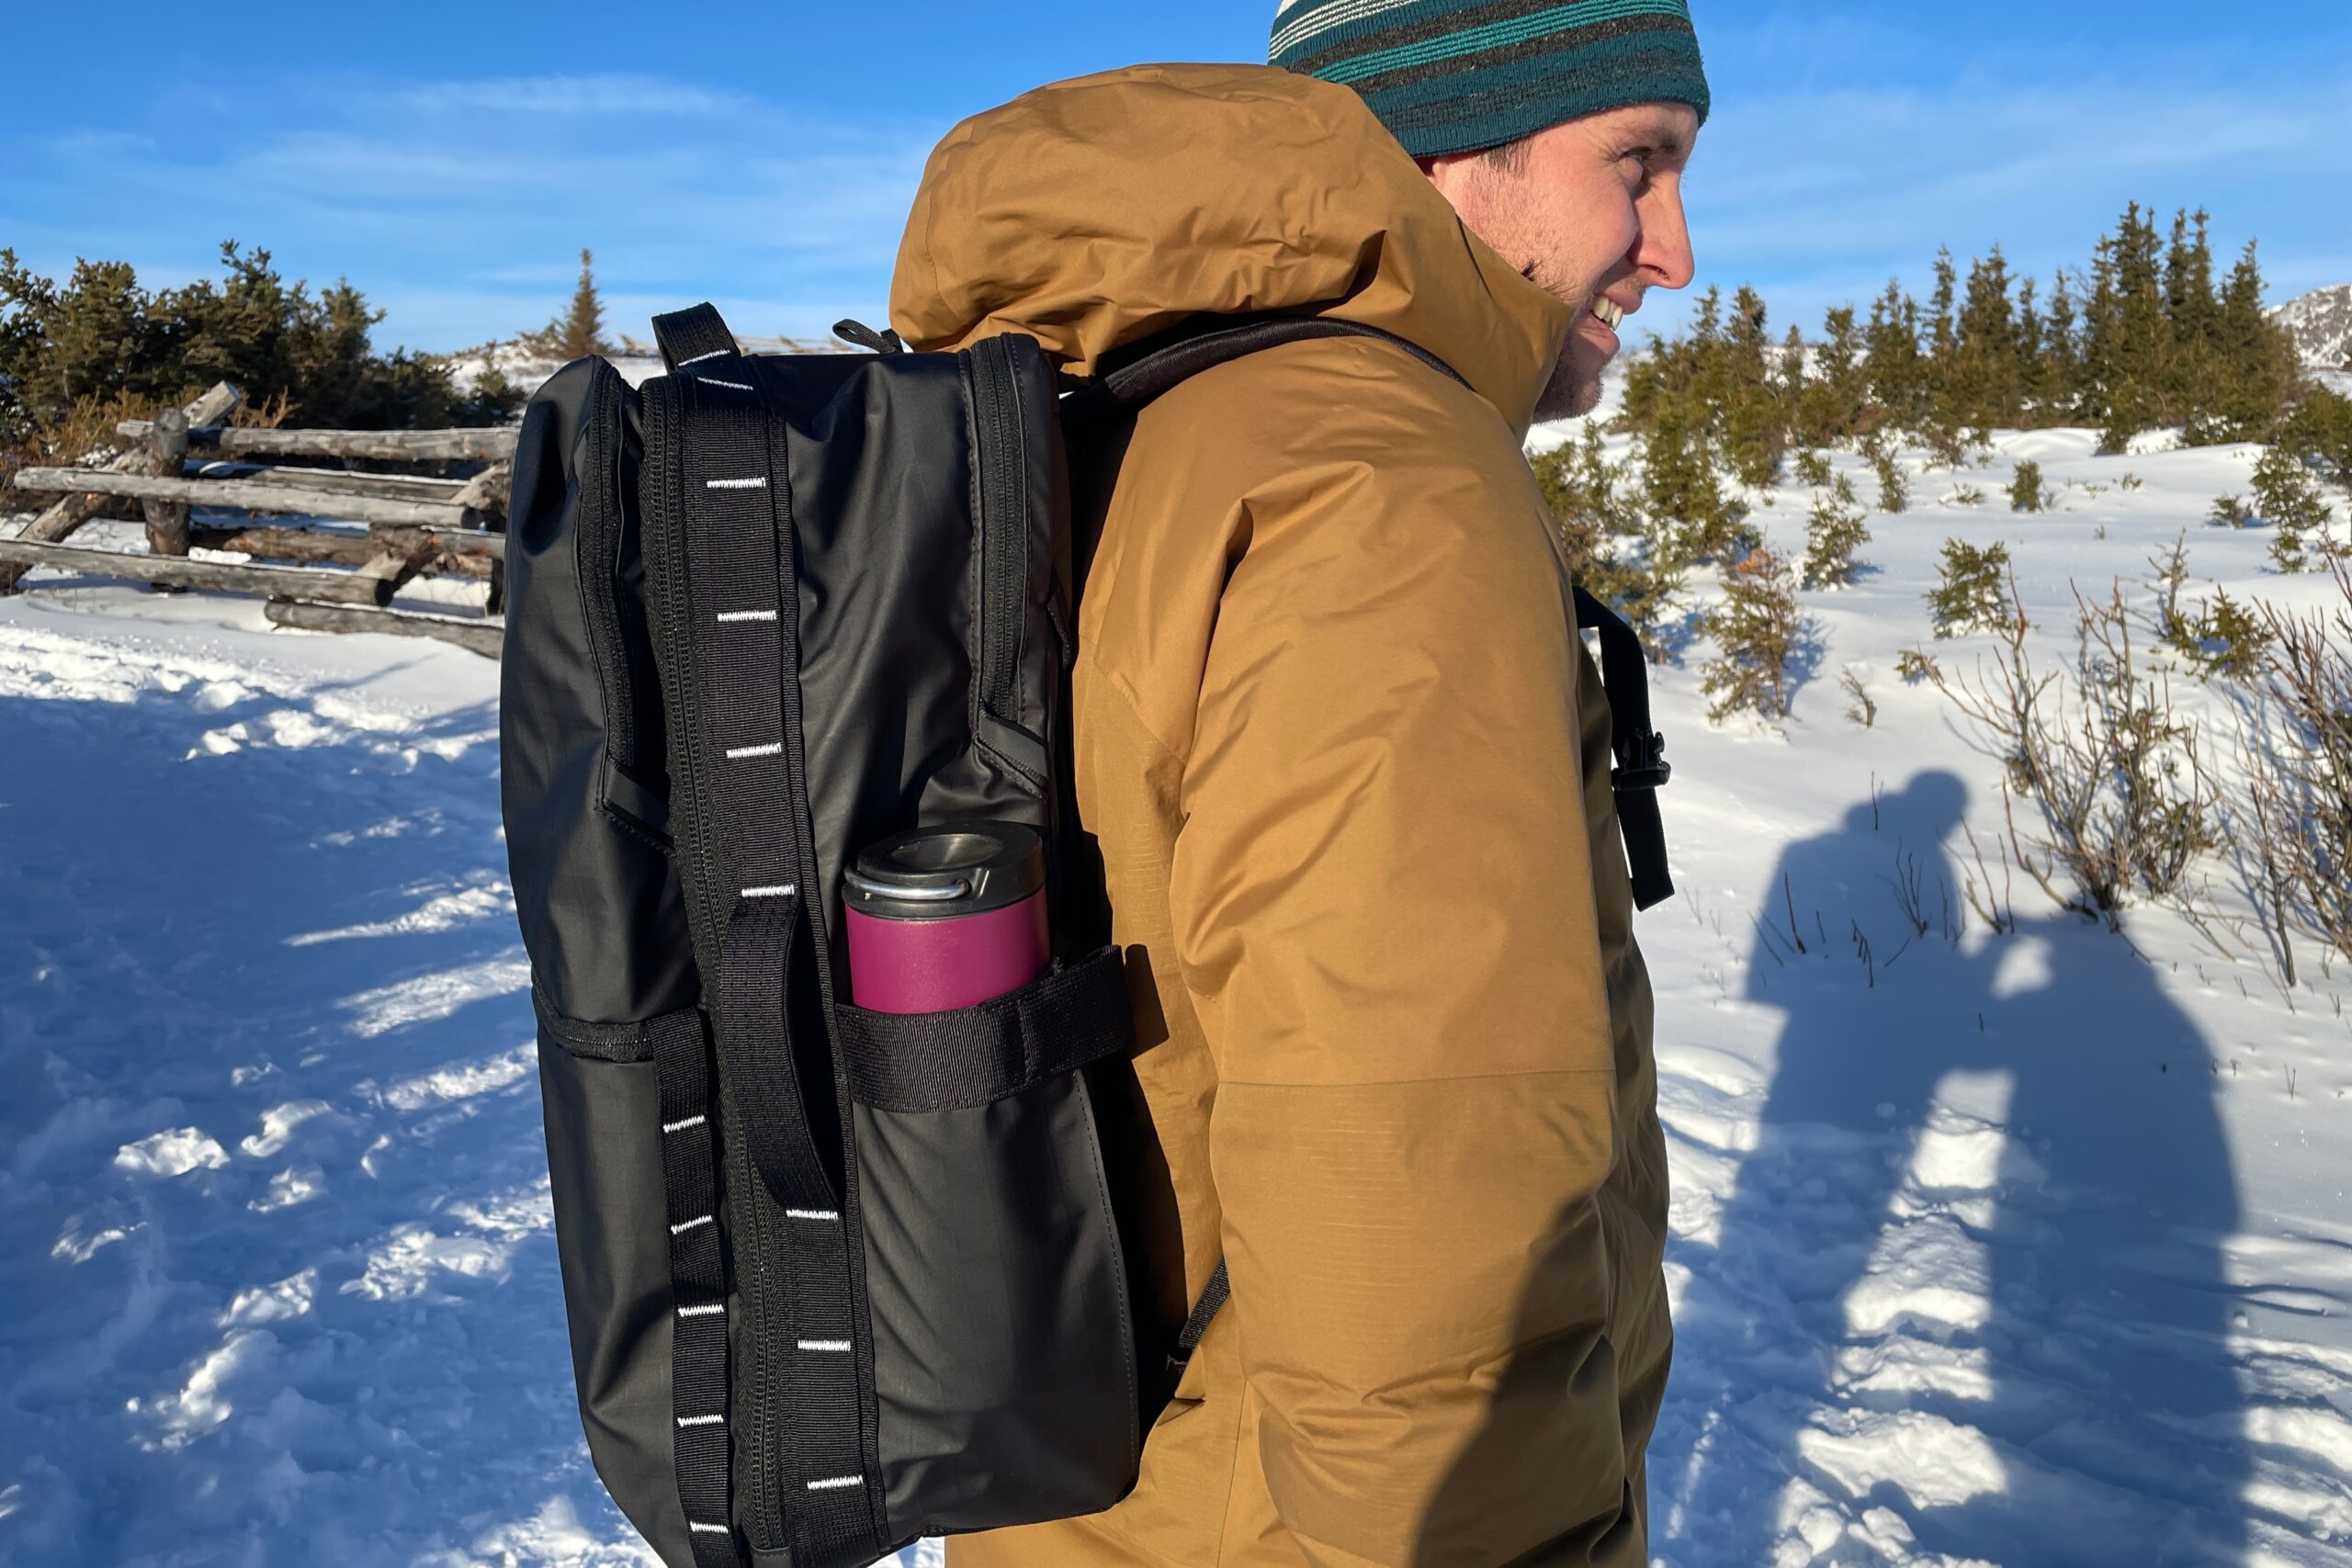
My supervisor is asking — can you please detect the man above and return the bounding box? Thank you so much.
[888,4,1704,1562]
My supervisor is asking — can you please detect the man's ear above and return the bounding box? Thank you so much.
[1419,148,1478,197]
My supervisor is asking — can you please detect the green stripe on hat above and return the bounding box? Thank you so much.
[1272,0,1709,159]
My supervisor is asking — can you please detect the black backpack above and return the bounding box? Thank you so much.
[500,303,1671,1568]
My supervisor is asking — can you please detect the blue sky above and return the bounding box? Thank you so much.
[3,2,2347,355]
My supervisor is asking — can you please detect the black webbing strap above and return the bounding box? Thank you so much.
[652,304,741,375]
[647,1006,740,1568]
[671,323,880,1564]
[1573,586,1675,911]
[1094,311,1463,410]
[1174,1260,1228,1362]
[833,945,1134,1114]
[646,310,878,1565]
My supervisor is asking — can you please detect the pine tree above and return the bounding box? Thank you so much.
[1640,412,1750,566]
[1928,247,1959,363]
[2255,446,2335,572]
[1702,544,1802,722]
[2040,269,2083,419]
[2014,275,2046,413]
[1928,538,2016,637]
[2008,458,2049,513]
[1803,474,1871,590]
[1802,304,1868,445]
[1863,281,1928,430]
[2278,388,2352,493]
[2211,241,2301,440]
[553,248,613,360]
[1945,247,2024,436]
[1864,432,1909,513]
[2164,209,2225,434]
[2093,202,2172,445]
[1721,286,1784,487]
[1779,321,1810,444]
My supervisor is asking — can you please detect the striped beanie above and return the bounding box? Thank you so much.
[1271,0,1711,160]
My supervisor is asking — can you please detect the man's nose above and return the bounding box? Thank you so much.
[1636,183,1696,290]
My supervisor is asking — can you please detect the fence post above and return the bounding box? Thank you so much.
[142,408,192,561]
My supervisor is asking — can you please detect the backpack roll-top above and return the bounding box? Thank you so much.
[502,303,1676,1568]
[505,306,1148,1568]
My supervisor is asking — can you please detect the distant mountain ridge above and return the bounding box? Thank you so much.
[2273,284,2352,372]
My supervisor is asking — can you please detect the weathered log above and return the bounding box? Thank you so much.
[448,461,512,518]
[0,539,400,606]
[265,599,503,659]
[119,423,518,462]
[184,460,475,500]
[10,468,468,527]
[1,382,243,593]
[187,523,500,575]
[142,409,193,561]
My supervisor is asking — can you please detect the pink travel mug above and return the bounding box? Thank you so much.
[842,822,1050,1014]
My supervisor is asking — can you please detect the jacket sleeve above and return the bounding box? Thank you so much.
[1167,426,1637,1565]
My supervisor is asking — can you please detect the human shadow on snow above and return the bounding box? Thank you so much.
[1665,770,2246,1566]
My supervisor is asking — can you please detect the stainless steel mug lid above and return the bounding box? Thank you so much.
[844,821,1045,920]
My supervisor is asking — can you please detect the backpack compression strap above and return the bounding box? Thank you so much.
[639,305,883,1567]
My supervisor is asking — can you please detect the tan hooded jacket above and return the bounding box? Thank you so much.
[889,63,1669,1568]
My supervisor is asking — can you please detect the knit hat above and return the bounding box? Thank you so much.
[1271,0,1712,161]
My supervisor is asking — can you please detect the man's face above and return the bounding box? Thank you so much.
[1423,103,1700,421]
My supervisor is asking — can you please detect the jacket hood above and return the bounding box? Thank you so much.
[888,63,1572,434]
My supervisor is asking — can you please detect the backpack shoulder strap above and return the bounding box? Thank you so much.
[1091,312,1674,910]
[1573,587,1675,910]
[1092,311,1464,408]
[1115,313,1677,1365]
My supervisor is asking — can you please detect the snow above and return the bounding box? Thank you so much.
[6,409,2352,1567]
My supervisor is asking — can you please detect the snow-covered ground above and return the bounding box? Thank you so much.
[5,416,2352,1567]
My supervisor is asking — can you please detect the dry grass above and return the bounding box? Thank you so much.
[1,390,164,513]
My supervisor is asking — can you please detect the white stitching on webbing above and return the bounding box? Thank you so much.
[678,347,730,366]
[715,610,777,623]
[796,1338,853,1353]
[661,1113,706,1134]
[784,1209,839,1222]
[806,1474,864,1492]
[677,1303,725,1318]
[687,1521,731,1535]
[670,1213,714,1235]
[740,884,797,899]
[724,741,782,760]
[676,1413,726,1428]
[705,476,767,490]
[695,376,755,391]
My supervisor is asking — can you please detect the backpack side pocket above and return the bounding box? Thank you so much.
[833,947,1142,1538]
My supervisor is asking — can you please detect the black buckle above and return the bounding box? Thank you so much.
[1613,731,1671,793]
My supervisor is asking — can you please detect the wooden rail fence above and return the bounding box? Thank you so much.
[2,382,510,657]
